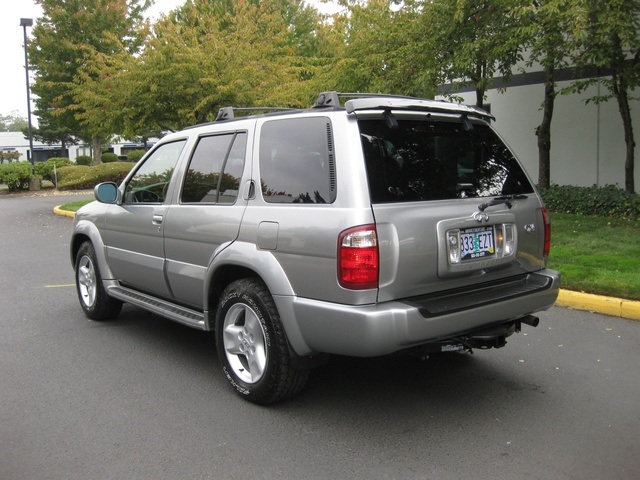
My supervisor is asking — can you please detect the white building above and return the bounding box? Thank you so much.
[446,71,640,193]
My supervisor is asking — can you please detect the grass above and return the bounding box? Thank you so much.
[59,199,93,212]
[54,200,639,300]
[548,213,640,301]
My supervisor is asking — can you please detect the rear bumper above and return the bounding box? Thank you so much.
[277,270,560,357]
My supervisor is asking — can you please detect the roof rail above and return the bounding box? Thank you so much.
[215,106,298,122]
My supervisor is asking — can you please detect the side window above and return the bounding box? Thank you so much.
[181,132,247,204]
[124,140,186,204]
[259,117,335,204]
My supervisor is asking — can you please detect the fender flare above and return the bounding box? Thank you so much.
[71,220,115,281]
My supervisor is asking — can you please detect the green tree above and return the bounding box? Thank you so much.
[512,0,573,189]
[567,0,640,193]
[0,112,28,132]
[425,0,524,107]
[30,0,150,165]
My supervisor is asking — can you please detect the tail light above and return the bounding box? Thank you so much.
[338,225,379,290]
[541,208,551,260]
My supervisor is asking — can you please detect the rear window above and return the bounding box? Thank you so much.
[358,119,534,203]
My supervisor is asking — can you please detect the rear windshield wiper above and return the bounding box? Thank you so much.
[478,194,528,212]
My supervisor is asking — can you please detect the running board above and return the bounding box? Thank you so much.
[107,285,208,330]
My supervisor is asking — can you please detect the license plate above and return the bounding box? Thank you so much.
[460,226,495,261]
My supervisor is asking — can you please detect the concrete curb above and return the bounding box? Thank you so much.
[53,205,76,218]
[556,290,640,321]
[53,205,640,322]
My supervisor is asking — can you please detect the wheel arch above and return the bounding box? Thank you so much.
[71,220,114,281]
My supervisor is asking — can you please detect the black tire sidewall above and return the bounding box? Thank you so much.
[215,279,281,404]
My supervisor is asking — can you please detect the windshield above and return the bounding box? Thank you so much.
[358,119,534,203]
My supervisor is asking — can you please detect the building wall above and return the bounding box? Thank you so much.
[450,78,640,192]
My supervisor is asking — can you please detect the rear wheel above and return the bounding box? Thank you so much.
[75,241,122,320]
[216,278,309,405]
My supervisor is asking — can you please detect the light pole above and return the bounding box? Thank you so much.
[20,18,34,165]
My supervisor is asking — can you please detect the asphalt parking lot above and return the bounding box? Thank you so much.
[1,192,639,480]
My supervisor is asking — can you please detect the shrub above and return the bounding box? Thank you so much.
[540,184,640,220]
[75,155,93,166]
[0,161,33,191]
[126,149,147,163]
[56,162,135,190]
[34,157,72,186]
[102,152,119,163]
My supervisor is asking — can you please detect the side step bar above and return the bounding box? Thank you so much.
[106,285,208,331]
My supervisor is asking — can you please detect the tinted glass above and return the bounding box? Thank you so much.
[259,117,335,204]
[181,132,247,204]
[358,119,534,203]
[124,140,186,203]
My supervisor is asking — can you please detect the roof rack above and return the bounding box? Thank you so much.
[215,106,298,122]
[313,91,421,109]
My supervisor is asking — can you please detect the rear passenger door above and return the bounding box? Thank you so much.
[163,131,249,308]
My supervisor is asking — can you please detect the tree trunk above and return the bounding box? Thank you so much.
[536,65,555,190]
[92,136,102,165]
[615,77,635,193]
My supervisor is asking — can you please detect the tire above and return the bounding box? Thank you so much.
[215,278,309,405]
[75,241,122,321]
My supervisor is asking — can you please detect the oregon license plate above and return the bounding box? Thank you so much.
[460,226,495,261]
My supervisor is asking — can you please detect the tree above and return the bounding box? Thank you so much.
[425,0,524,107]
[567,0,640,193]
[0,112,28,132]
[30,0,150,165]
[512,0,573,189]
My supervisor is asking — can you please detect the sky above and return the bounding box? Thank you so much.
[1,0,337,120]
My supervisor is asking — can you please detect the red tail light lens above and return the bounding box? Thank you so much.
[338,225,379,290]
[542,208,551,259]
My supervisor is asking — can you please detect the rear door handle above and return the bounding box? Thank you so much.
[152,214,164,225]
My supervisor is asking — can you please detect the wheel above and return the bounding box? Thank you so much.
[75,241,122,320]
[215,278,309,405]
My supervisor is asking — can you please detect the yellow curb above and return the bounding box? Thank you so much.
[53,205,76,218]
[556,290,640,321]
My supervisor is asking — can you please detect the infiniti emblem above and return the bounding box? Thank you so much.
[473,211,489,223]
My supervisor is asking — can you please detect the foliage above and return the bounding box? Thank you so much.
[562,0,640,193]
[540,184,640,220]
[0,162,33,191]
[549,213,640,300]
[56,162,135,190]
[0,151,22,163]
[0,111,28,132]
[125,150,147,163]
[31,0,150,164]
[75,155,93,166]
[101,152,119,163]
[33,157,72,185]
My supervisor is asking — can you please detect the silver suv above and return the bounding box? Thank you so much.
[72,92,560,404]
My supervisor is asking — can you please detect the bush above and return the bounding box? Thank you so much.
[75,155,93,166]
[34,157,72,186]
[0,161,33,191]
[126,149,147,163]
[540,184,640,220]
[56,162,135,190]
[101,152,119,163]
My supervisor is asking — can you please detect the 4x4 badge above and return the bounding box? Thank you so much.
[473,211,489,223]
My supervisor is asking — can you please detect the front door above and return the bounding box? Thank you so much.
[103,140,187,298]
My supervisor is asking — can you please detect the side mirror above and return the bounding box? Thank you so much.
[94,182,120,204]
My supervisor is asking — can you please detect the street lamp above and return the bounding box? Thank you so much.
[20,17,34,165]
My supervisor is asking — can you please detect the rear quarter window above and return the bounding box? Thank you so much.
[259,117,336,204]
[358,119,534,203]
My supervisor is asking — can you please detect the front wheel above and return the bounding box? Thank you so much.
[75,241,122,320]
[215,278,309,405]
